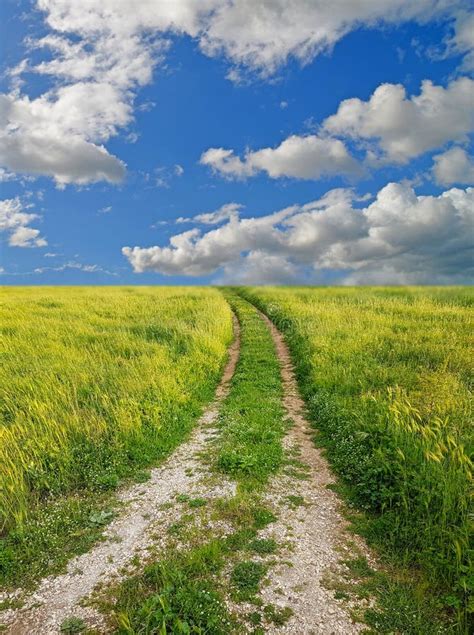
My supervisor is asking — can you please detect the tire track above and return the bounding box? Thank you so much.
[256,310,373,634]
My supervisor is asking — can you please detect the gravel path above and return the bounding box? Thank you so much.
[1,318,240,635]
[257,311,372,634]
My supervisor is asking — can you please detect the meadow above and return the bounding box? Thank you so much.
[240,286,473,619]
[0,287,232,535]
[1,285,472,631]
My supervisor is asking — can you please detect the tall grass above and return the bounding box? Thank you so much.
[0,287,232,533]
[239,286,473,624]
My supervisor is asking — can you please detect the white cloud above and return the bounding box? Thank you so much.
[9,226,45,248]
[220,252,299,285]
[201,135,361,180]
[446,10,474,71]
[252,135,361,179]
[0,168,16,182]
[0,90,126,187]
[98,205,112,214]
[199,148,255,179]
[2,1,471,185]
[123,183,474,284]
[137,101,156,113]
[123,202,298,276]
[432,147,474,185]
[324,77,474,164]
[147,165,185,188]
[33,260,116,275]
[201,77,474,182]
[35,1,473,77]
[177,202,243,225]
[198,0,470,76]
[195,202,242,224]
[125,132,140,144]
[0,0,170,185]
[0,198,47,247]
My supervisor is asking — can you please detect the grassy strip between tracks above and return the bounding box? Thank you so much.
[213,291,286,490]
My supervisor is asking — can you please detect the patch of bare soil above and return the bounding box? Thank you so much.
[258,312,373,634]
[1,318,240,635]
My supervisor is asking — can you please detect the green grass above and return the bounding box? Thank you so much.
[284,495,306,509]
[59,616,87,634]
[214,292,285,489]
[111,540,235,634]
[248,538,277,555]
[263,604,293,626]
[102,496,280,634]
[238,286,473,629]
[326,553,452,634]
[0,286,232,586]
[231,560,268,601]
[0,492,114,587]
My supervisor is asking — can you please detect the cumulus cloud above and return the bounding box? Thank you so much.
[123,183,474,284]
[324,77,474,164]
[201,77,474,181]
[0,0,174,185]
[123,202,298,276]
[199,148,255,179]
[447,10,474,71]
[432,147,474,185]
[0,72,130,186]
[0,198,47,247]
[220,252,299,285]
[2,1,472,185]
[36,1,469,77]
[198,0,471,76]
[200,135,361,180]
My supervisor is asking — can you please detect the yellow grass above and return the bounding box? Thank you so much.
[0,286,232,531]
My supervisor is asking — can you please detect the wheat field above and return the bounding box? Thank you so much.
[1,285,472,629]
[0,287,232,532]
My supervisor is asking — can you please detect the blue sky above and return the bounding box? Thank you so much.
[1,1,473,285]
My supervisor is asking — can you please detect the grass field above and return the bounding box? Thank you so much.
[1,285,472,631]
[239,286,473,620]
[0,287,232,535]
